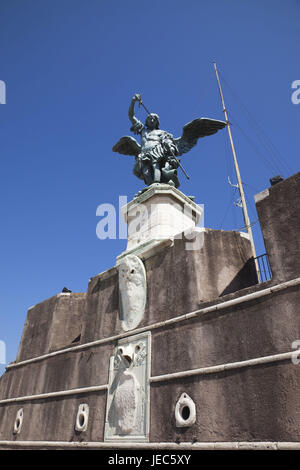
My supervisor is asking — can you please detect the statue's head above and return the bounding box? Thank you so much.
[145,113,160,130]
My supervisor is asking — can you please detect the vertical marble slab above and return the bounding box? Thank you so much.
[104,331,151,442]
[118,255,147,331]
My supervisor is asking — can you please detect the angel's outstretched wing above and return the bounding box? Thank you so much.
[112,136,141,157]
[174,118,226,156]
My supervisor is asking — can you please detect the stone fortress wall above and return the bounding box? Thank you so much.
[0,172,299,449]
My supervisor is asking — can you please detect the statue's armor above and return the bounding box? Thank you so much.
[140,128,177,162]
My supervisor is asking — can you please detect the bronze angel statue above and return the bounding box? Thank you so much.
[113,94,226,188]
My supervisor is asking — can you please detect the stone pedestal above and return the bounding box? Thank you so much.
[117,183,203,262]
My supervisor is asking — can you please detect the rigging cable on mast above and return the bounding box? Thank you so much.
[217,68,293,175]
[219,114,257,231]
[219,186,239,230]
[235,219,259,232]
[227,111,283,175]
[215,64,292,257]
[218,120,240,229]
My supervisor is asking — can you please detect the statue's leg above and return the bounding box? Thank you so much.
[142,165,154,186]
[153,162,161,183]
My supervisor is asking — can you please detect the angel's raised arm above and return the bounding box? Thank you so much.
[128,94,141,125]
[128,94,144,135]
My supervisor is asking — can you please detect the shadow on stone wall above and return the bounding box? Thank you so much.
[220,258,258,297]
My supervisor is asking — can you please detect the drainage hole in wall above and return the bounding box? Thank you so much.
[79,414,85,428]
[181,406,190,421]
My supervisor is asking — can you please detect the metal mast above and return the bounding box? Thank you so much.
[213,61,260,279]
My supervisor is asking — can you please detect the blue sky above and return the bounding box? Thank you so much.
[0,0,299,375]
